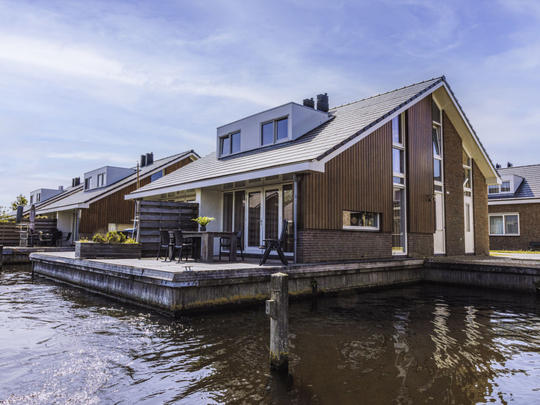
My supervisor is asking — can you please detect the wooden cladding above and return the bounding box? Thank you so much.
[301,122,393,232]
[407,94,435,234]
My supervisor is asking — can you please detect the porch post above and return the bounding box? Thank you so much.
[293,174,299,264]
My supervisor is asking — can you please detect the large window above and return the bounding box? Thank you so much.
[489,213,519,236]
[220,131,241,156]
[343,211,380,231]
[432,100,443,186]
[261,117,288,146]
[392,113,407,254]
[488,181,512,194]
[150,170,163,183]
[463,150,472,192]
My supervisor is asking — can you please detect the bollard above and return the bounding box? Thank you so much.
[266,272,289,373]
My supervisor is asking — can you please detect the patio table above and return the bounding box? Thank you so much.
[181,231,237,262]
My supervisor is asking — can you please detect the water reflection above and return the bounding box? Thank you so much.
[0,266,539,404]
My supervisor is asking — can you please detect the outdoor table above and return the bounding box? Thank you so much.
[181,231,237,262]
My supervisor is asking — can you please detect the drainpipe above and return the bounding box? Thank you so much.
[293,174,299,264]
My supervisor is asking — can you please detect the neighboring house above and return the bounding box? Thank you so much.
[126,77,499,263]
[35,151,199,242]
[29,187,64,206]
[488,165,540,250]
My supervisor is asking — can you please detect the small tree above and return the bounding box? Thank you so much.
[11,194,28,211]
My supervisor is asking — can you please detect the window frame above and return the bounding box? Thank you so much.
[84,177,91,190]
[261,116,289,146]
[97,173,105,187]
[489,213,520,236]
[219,130,241,157]
[150,170,164,183]
[342,210,381,231]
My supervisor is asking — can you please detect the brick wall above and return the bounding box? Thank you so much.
[443,112,465,256]
[296,230,392,263]
[408,233,433,258]
[489,202,540,250]
[473,161,489,255]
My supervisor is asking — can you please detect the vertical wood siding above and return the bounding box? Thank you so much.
[301,122,393,232]
[79,156,193,235]
[407,95,435,234]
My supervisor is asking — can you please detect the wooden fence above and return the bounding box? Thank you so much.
[137,200,199,257]
[0,223,19,246]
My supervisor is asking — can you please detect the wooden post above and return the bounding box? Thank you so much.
[0,245,3,269]
[266,272,289,373]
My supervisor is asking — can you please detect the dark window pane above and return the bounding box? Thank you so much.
[220,136,230,155]
[392,116,401,144]
[223,192,233,232]
[248,192,261,246]
[432,100,441,123]
[265,190,279,240]
[262,122,274,145]
[434,159,442,182]
[150,170,163,182]
[234,191,245,236]
[276,118,288,140]
[432,126,441,156]
[393,148,403,174]
[231,132,240,153]
[393,176,404,185]
[392,187,406,254]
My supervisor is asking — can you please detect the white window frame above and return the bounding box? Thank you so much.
[97,173,105,187]
[489,213,520,236]
[432,98,444,189]
[463,149,473,193]
[342,211,381,231]
[219,130,241,157]
[392,113,407,255]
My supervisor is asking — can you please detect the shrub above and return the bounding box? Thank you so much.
[92,233,106,243]
[124,238,137,244]
[105,231,126,244]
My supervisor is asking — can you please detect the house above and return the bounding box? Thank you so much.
[35,151,198,242]
[487,164,540,250]
[29,187,65,206]
[126,77,499,263]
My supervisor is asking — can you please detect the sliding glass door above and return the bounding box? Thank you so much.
[248,191,261,247]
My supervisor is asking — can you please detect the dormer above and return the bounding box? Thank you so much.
[216,95,332,158]
[29,186,64,205]
[83,166,135,191]
[488,174,523,196]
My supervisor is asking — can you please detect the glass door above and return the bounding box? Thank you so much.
[247,191,261,247]
[264,189,279,241]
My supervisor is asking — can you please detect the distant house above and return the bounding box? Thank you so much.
[35,151,198,242]
[29,187,64,206]
[488,165,540,250]
[126,77,499,262]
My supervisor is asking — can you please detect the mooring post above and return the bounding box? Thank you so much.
[266,272,289,373]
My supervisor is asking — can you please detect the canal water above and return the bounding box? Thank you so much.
[0,265,539,404]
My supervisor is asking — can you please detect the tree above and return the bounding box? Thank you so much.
[11,194,28,211]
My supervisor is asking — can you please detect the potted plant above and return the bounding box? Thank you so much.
[192,216,215,232]
[75,231,141,259]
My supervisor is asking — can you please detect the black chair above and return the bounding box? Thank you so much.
[219,230,244,262]
[173,230,194,263]
[156,230,171,261]
[259,220,288,266]
[63,232,72,246]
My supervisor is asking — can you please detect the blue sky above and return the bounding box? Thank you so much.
[1,0,540,208]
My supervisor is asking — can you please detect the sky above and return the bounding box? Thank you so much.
[1,0,540,208]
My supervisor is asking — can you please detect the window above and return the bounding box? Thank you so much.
[463,151,472,190]
[432,100,441,124]
[220,131,240,156]
[392,116,402,145]
[343,210,380,231]
[261,117,288,146]
[30,195,34,204]
[150,170,163,183]
[488,185,500,194]
[37,193,40,202]
[97,173,105,187]
[392,112,407,255]
[223,192,233,232]
[489,214,519,236]
[500,181,511,193]
[84,177,91,190]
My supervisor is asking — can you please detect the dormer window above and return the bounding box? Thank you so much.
[500,181,511,193]
[97,173,105,187]
[220,131,241,156]
[488,180,513,194]
[261,117,288,146]
[85,177,91,190]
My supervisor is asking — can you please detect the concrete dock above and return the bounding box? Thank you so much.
[2,246,74,266]
[29,252,540,315]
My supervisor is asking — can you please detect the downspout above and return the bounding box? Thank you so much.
[293,174,299,264]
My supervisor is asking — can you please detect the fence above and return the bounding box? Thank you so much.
[0,223,19,246]
[137,200,199,257]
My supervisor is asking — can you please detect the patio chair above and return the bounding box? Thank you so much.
[219,230,244,262]
[38,231,53,246]
[156,230,171,261]
[173,230,194,263]
[259,220,288,266]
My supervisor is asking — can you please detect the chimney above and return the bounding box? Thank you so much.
[495,163,501,169]
[140,154,147,167]
[58,185,64,191]
[71,178,75,187]
[507,162,513,168]
[303,98,315,108]
[146,152,154,166]
[316,93,329,112]
[74,177,80,186]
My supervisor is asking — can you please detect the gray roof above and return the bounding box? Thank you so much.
[130,77,444,196]
[37,151,196,213]
[490,165,540,199]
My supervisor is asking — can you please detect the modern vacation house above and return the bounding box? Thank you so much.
[29,187,65,206]
[126,77,500,263]
[35,151,198,243]
[488,164,540,250]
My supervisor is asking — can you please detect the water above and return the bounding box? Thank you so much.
[0,265,539,404]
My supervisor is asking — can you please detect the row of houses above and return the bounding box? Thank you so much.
[24,76,535,262]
